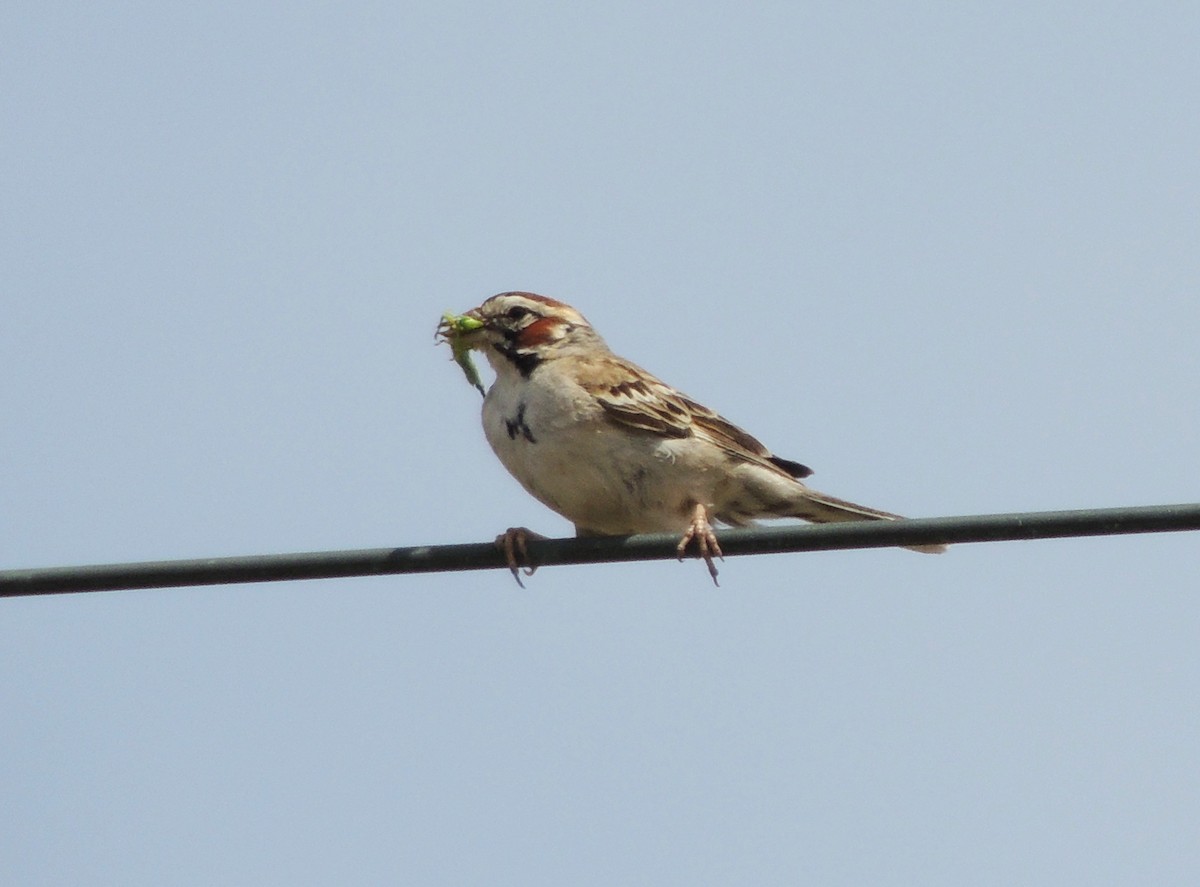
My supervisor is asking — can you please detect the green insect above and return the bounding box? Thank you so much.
[436,311,487,397]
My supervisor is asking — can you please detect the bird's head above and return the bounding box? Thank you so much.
[439,292,603,378]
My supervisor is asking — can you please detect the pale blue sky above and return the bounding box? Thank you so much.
[3,2,1199,884]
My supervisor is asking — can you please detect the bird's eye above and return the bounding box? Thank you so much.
[506,306,531,321]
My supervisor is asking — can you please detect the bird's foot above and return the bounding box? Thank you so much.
[496,527,546,588]
[676,503,723,586]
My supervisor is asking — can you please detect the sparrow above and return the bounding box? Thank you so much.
[438,291,944,584]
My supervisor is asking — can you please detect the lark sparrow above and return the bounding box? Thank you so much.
[438,291,943,584]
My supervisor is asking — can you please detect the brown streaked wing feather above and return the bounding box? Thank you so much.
[586,357,694,438]
[684,397,811,478]
[585,357,812,479]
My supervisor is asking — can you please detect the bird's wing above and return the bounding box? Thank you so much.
[583,356,813,479]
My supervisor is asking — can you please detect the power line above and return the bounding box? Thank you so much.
[2,502,1199,598]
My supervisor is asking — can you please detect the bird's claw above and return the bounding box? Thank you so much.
[496,527,544,588]
[676,504,723,586]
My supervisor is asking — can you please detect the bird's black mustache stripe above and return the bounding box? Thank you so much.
[492,342,542,378]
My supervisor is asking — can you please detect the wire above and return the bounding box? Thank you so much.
[2,502,1199,597]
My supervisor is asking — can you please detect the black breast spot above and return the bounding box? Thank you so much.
[504,402,537,443]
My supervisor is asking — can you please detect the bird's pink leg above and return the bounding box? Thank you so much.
[676,503,723,586]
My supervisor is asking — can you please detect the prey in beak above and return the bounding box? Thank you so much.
[435,310,487,396]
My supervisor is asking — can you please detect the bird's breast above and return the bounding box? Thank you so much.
[480,376,724,534]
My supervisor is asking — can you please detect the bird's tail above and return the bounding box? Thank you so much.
[787,489,946,554]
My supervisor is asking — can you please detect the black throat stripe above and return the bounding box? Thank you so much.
[493,343,542,378]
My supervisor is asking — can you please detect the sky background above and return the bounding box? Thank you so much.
[3,2,1199,884]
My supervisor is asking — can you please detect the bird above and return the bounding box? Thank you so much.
[437,291,943,584]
